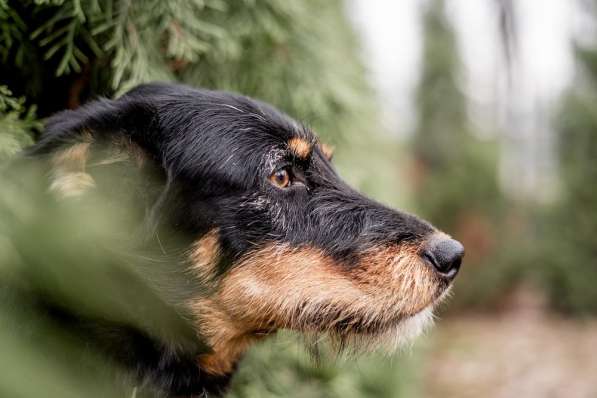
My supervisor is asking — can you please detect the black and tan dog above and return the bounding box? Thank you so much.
[28,82,463,397]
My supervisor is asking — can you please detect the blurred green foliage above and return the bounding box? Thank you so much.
[0,1,414,397]
[3,0,597,396]
[229,333,422,398]
[534,39,597,314]
[409,0,597,316]
[408,0,513,311]
[411,0,504,229]
[0,162,187,398]
[0,85,39,160]
[0,0,374,142]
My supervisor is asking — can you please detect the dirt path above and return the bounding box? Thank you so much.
[423,310,597,398]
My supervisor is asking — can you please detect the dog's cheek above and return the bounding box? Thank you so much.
[220,244,444,330]
[267,193,311,240]
[188,229,221,285]
[346,245,442,317]
[217,245,362,331]
[186,243,444,375]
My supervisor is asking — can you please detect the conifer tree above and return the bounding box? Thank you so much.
[542,25,597,313]
[0,2,419,397]
[411,0,502,237]
[409,0,510,310]
[0,0,374,154]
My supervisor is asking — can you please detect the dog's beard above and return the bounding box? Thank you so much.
[368,306,436,352]
[326,283,454,356]
[369,284,454,353]
[301,304,437,361]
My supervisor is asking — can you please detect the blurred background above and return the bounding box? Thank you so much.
[1,0,597,397]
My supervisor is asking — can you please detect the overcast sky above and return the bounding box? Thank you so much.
[347,0,580,135]
[347,0,586,199]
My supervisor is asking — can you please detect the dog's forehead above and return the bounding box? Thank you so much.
[228,95,315,142]
[198,92,317,158]
[164,89,319,182]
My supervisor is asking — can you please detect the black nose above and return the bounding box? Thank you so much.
[422,238,464,279]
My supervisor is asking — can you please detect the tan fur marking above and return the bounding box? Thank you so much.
[188,229,258,375]
[288,137,312,159]
[346,245,438,316]
[49,172,95,197]
[218,244,438,331]
[50,133,95,197]
[188,241,445,369]
[194,298,260,375]
[188,229,221,284]
[198,336,257,376]
[91,137,147,168]
[51,137,92,172]
[114,136,147,167]
[50,134,150,198]
[319,143,335,161]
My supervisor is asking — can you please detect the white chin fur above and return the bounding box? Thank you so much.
[308,287,453,354]
[334,305,436,355]
[376,285,455,352]
[377,306,435,352]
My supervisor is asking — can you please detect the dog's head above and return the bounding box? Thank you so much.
[31,83,463,376]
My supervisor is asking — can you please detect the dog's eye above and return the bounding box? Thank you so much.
[270,168,291,188]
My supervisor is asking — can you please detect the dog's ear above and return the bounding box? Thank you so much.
[29,93,159,154]
[26,94,161,198]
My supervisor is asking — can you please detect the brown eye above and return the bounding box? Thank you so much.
[270,168,291,188]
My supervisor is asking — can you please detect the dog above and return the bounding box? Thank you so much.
[26,82,464,397]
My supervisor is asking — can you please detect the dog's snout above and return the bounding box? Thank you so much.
[422,237,464,279]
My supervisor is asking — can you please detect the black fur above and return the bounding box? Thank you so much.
[26,82,445,397]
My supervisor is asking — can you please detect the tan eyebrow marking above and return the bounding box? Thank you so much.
[287,137,312,159]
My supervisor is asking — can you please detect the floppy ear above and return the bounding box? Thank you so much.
[26,94,160,198]
[29,93,159,154]
[28,95,182,245]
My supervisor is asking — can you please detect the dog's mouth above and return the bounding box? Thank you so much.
[190,241,457,374]
[290,301,440,355]
[295,295,439,336]
[236,277,452,355]
[326,284,451,347]
[191,241,454,331]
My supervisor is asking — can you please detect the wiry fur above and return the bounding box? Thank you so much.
[26,82,462,397]
[188,242,446,367]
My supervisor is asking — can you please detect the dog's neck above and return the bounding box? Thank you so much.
[99,320,242,397]
[44,304,243,397]
[123,299,273,396]
[191,297,273,378]
[129,337,236,397]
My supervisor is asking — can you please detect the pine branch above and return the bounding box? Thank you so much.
[0,3,28,64]
[30,0,102,76]
[0,86,40,161]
